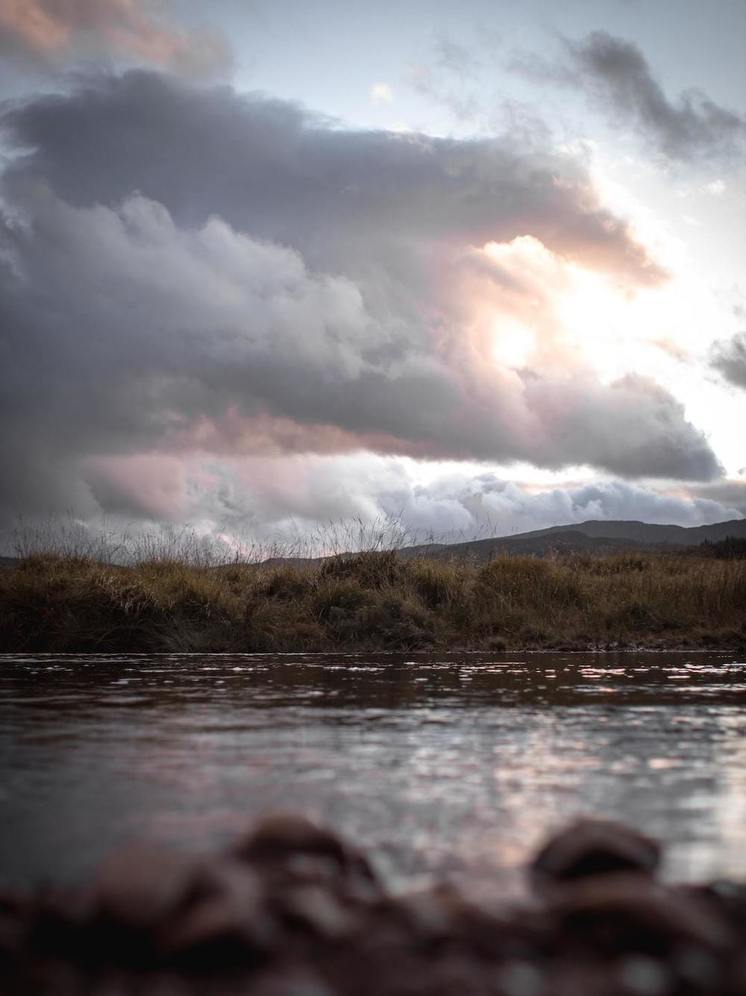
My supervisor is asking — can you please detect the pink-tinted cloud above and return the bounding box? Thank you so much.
[85,453,188,520]
[166,410,458,463]
[81,451,744,548]
[0,0,230,76]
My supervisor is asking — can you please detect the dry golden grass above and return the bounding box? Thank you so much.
[1,549,744,653]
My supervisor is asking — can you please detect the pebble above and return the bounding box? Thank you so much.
[530,818,660,896]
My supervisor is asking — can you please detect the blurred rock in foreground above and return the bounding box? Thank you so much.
[1,815,746,994]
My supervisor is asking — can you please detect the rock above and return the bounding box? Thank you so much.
[549,874,734,958]
[0,889,28,956]
[92,844,201,933]
[615,954,673,996]
[234,815,379,898]
[158,858,274,965]
[3,816,745,995]
[159,895,263,966]
[249,969,336,996]
[272,884,355,940]
[530,819,661,896]
[388,885,460,943]
[496,960,544,996]
[27,885,95,959]
[678,879,746,931]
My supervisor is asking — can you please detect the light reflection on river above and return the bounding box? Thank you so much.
[1,652,746,895]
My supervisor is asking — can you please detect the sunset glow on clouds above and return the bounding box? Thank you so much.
[0,0,230,76]
[0,0,744,549]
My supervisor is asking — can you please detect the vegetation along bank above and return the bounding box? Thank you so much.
[1,548,745,653]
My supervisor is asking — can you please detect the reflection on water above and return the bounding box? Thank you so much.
[1,652,746,895]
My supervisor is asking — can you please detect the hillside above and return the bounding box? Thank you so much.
[2,518,745,570]
[399,518,746,561]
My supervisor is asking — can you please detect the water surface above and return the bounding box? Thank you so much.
[1,652,745,895]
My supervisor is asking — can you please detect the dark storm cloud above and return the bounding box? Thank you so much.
[570,32,746,160]
[711,332,746,389]
[2,70,663,281]
[0,71,722,524]
[517,31,745,161]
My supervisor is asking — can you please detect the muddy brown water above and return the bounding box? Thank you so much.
[1,652,745,897]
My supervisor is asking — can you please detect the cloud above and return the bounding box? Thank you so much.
[517,31,745,162]
[0,0,230,77]
[385,473,741,539]
[75,455,744,548]
[370,82,393,104]
[0,71,722,527]
[570,31,746,160]
[432,37,478,79]
[711,332,746,389]
[688,479,746,517]
[1,70,666,281]
[705,179,726,196]
[408,62,481,123]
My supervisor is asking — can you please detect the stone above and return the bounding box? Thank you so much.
[92,844,201,933]
[3,816,745,996]
[549,874,734,957]
[234,814,379,896]
[530,819,661,896]
[158,858,274,964]
[273,884,354,940]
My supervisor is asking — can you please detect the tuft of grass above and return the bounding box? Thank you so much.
[0,549,744,653]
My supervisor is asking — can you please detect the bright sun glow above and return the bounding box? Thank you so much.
[478,234,744,477]
[554,267,637,380]
[481,236,705,384]
[491,316,536,368]
[555,263,715,383]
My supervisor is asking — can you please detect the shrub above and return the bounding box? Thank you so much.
[313,579,374,621]
[319,550,404,589]
[703,537,746,560]
[410,559,464,610]
[259,566,313,601]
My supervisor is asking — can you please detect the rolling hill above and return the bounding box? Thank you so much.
[1,518,744,568]
[398,518,746,561]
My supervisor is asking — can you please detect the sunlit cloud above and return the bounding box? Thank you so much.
[75,450,743,550]
[0,47,739,543]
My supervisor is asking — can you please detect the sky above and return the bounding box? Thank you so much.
[1,0,745,553]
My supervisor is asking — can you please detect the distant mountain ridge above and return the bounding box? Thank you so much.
[1,518,744,568]
[399,517,746,561]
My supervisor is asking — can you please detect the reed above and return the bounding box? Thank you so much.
[1,547,744,653]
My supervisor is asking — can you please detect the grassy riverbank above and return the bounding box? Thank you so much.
[1,549,745,653]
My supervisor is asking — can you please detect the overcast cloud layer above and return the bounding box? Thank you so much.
[0,68,729,541]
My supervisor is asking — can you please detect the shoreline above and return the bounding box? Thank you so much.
[3,636,743,656]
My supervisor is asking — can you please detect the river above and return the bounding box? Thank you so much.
[1,652,745,896]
